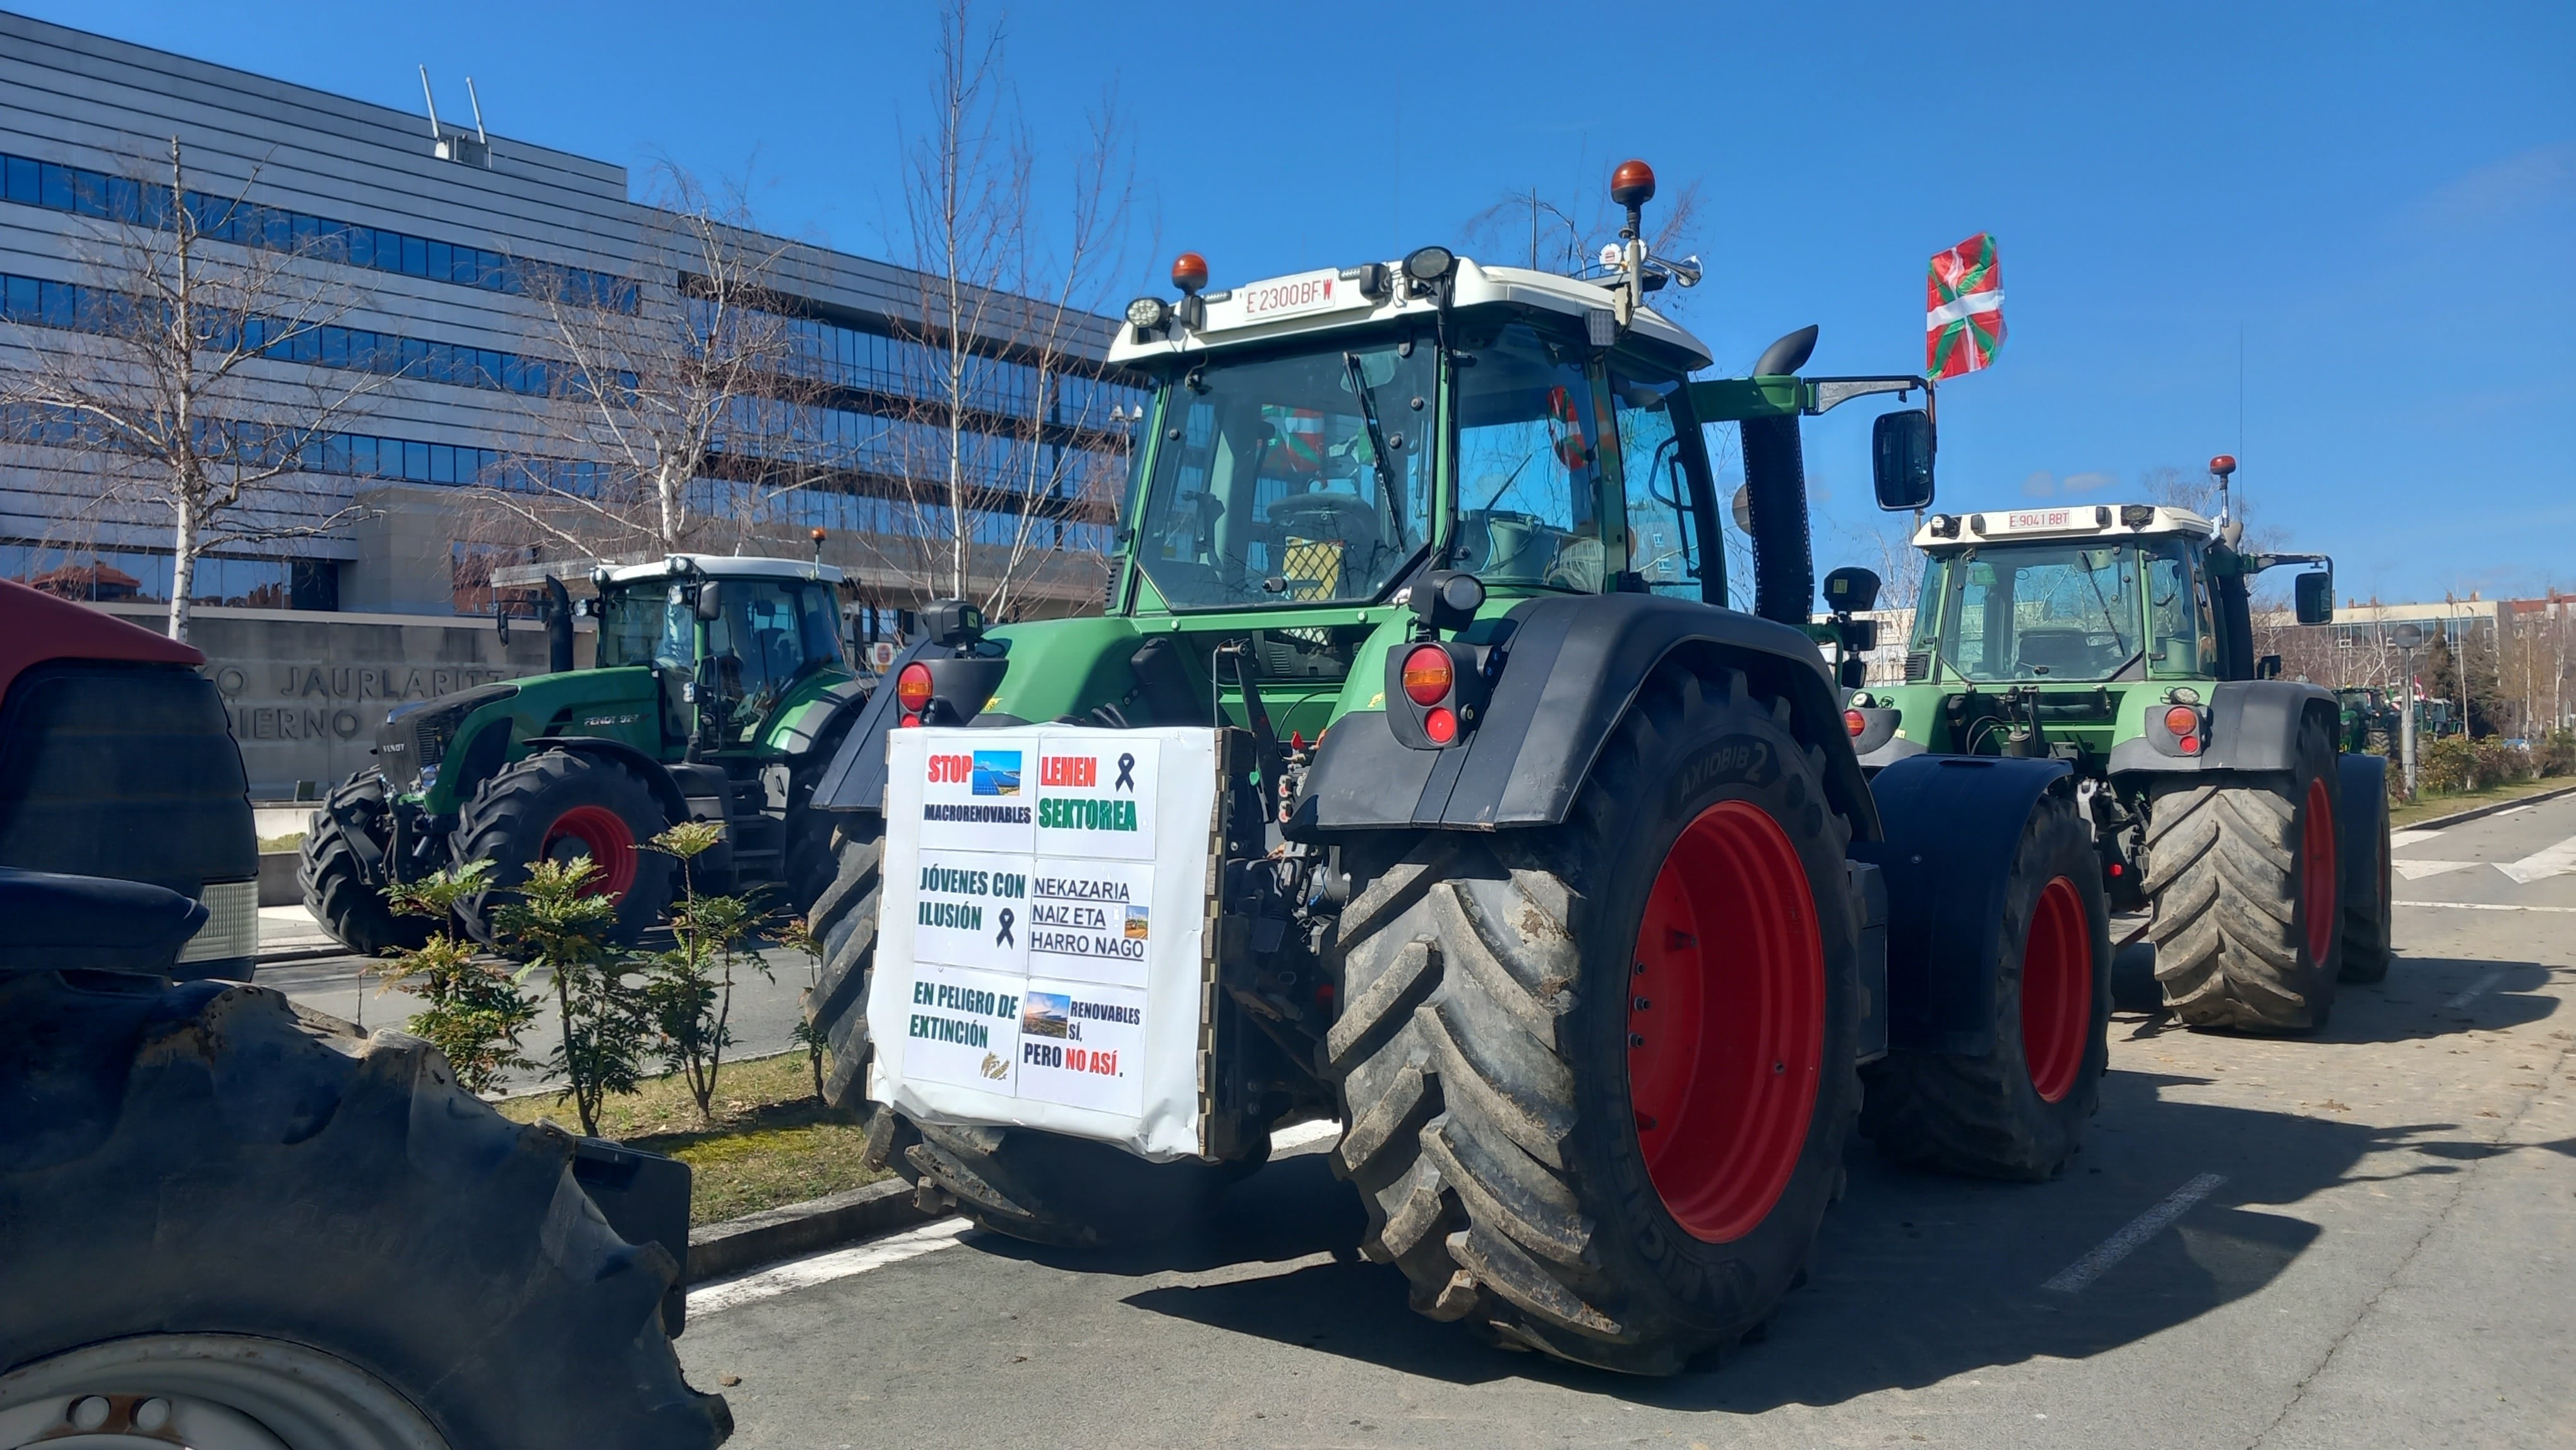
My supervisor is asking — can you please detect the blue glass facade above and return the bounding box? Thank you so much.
[0,150,632,308]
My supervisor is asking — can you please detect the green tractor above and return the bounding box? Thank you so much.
[300,554,866,953]
[1840,478,2394,1033]
[797,163,2119,1375]
[2337,687,2400,756]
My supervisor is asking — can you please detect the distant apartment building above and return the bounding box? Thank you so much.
[0,11,1135,623]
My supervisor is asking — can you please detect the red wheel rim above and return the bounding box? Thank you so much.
[2300,777,2336,963]
[2019,877,2090,1103]
[1626,800,1825,1244]
[544,804,638,897]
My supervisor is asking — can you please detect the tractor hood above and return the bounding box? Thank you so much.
[378,683,520,795]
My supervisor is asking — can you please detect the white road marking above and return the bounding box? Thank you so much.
[2041,1173,2227,1294]
[2395,899,2576,914]
[684,1121,1344,1318]
[2496,834,2576,885]
[2389,829,2447,849]
[2393,860,2478,881]
[2447,971,2505,1010]
[688,1220,972,1317]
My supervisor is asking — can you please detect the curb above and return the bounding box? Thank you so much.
[684,1178,934,1285]
[2400,781,2576,834]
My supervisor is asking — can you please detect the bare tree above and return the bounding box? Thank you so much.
[472,165,832,562]
[881,0,1133,617]
[0,138,376,640]
[1461,162,1703,292]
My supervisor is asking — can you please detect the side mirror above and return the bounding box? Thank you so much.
[2257,654,2284,680]
[693,580,724,623]
[2293,570,2334,625]
[1870,409,1936,512]
[1823,565,1882,615]
[1838,656,1867,690]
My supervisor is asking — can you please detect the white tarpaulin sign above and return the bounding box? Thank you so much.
[869,726,1219,1161]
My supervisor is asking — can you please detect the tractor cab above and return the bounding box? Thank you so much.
[1111,246,1727,616]
[590,555,852,757]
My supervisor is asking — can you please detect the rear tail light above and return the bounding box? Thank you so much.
[1385,640,1487,750]
[1845,709,1868,737]
[2164,702,2205,756]
[1402,645,1454,706]
[896,662,933,727]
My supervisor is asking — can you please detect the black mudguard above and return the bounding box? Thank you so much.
[1850,753,2072,1055]
[1295,594,1880,839]
[774,677,872,760]
[811,640,940,814]
[2106,679,2337,777]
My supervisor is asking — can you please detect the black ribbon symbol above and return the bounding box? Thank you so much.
[1115,752,1136,790]
[995,908,1015,948]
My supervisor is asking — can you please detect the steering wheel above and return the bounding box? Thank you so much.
[1268,491,1383,549]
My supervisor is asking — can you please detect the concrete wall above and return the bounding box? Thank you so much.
[92,601,589,800]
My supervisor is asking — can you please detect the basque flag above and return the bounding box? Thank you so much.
[1926,232,2005,380]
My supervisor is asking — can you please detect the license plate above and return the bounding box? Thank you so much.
[1237,268,1346,322]
[2007,508,2073,530]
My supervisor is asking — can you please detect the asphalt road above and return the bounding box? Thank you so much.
[670,791,2576,1450]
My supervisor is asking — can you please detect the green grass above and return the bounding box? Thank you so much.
[258,832,306,853]
[496,1050,886,1226]
[2390,774,2573,829]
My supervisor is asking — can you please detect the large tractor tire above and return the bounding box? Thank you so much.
[1860,789,2111,1180]
[801,817,1246,1247]
[299,771,434,958]
[2336,753,2394,985]
[451,750,674,949]
[2144,712,2344,1033]
[1327,665,1863,1375]
[0,972,729,1450]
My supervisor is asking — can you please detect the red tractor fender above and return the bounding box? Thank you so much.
[0,578,201,702]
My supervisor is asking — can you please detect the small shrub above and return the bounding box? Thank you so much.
[2420,735,2477,793]
[496,856,644,1138]
[2537,728,2575,779]
[639,821,768,1126]
[366,859,537,1094]
[775,914,830,1102]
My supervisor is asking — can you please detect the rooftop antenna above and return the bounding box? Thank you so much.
[464,76,490,147]
[417,66,442,140]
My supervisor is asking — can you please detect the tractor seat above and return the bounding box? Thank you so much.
[2016,628,2096,677]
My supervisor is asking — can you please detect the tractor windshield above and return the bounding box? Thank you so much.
[1923,542,2145,683]
[1131,333,1434,609]
[597,584,696,671]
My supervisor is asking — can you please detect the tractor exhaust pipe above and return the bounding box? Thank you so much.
[544,575,574,674]
[1744,326,1820,628]
[1743,415,1813,628]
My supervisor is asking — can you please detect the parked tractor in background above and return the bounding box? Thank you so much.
[799,162,2114,1375]
[1842,482,2394,1033]
[0,578,728,1449]
[2337,687,2400,757]
[300,553,866,953]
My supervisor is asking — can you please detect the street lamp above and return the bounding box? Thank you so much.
[2392,621,2424,796]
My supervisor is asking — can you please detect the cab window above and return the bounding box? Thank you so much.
[1609,368,1700,599]
[1451,322,1611,592]
[705,580,843,728]
[2145,540,2215,677]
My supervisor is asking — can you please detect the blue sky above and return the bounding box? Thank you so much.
[22,1,2573,604]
